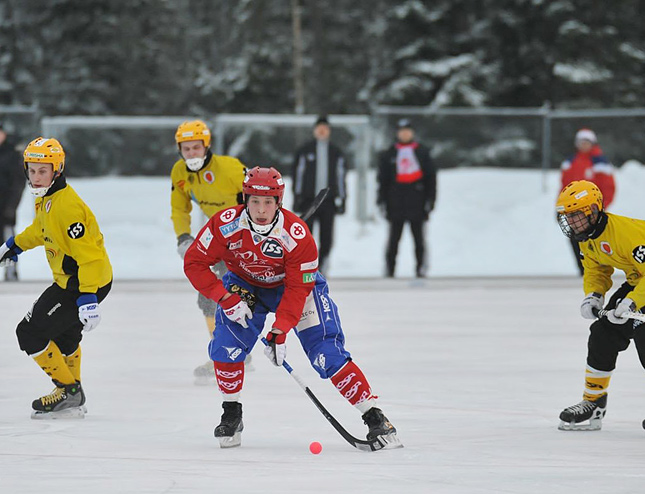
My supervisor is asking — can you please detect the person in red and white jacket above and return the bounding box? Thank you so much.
[560,128,616,275]
[184,166,399,448]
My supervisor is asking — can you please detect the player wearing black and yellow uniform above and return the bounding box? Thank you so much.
[0,137,112,419]
[170,120,248,383]
[555,180,645,431]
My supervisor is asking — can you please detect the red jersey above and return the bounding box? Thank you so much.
[183,205,319,333]
[560,144,615,208]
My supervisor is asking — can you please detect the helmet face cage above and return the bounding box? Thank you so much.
[243,166,285,204]
[557,208,598,240]
[175,120,211,149]
[556,180,603,240]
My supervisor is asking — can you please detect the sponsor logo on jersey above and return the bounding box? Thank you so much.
[47,303,62,317]
[220,208,237,223]
[314,353,326,371]
[261,239,284,258]
[67,222,85,239]
[228,239,242,250]
[199,227,213,249]
[223,346,243,361]
[600,242,613,255]
[300,259,318,271]
[290,223,306,239]
[633,245,645,263]
[203,170,215,183]
[45,200,52,213]
[46,247,56,259]
[319,292,332,321]
[219,218,240,237]
[302,272,316,283]
[177,180,185,190]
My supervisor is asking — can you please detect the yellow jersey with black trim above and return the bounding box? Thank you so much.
[14,180,112,294]
[580,212,645,308]
[170,154,246,238]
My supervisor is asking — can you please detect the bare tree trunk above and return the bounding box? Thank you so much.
[291,0,305,114]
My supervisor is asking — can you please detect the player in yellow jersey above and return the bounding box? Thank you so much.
[170,120,251,383]
[0,137,112,419]
[556,180,645,430]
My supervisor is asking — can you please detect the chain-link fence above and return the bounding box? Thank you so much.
[39,108,645,220]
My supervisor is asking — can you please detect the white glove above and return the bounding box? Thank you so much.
[607,298,637,325]
[264,330,287,366]
[580,292,604,320]
[0,237,21,267]
[77,295,101,332]
[219,294,252,328]
[177,234,194,259]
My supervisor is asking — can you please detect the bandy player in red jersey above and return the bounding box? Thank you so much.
[184,166,399,448]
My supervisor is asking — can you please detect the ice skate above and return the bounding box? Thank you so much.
[558,394,607,431]
[362,407,403,449]
[31,381,86,420]
[214,401,243,448]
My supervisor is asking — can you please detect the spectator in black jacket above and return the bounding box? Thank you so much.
[0,123,25,281]
[292,115,347,274]
[377,119,437,278]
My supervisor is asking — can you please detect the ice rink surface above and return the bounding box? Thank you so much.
[2,277,645,494]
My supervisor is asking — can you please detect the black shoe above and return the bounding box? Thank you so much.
[32,381,84,412]
[362,407,396,440]
[215,402,243,438]
[558,394,607,430]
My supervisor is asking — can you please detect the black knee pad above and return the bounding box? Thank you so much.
[16,319,49,355]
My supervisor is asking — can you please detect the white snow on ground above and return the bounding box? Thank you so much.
[7,161,645,281]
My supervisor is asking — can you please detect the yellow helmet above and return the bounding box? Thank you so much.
[556,180,603,216]
[23,137,65,174]
[175,120,211,148]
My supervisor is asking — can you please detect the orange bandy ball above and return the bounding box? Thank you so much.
[309,441,322,454]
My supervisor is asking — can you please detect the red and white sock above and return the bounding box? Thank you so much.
[331,360,377,413]
[214,361,244,401]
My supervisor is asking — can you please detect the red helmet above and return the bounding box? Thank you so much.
[243,166,285,203]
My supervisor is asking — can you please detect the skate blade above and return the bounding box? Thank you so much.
[379,432,404,449]
[558,419,602,431]
[31,407,85,420]
[217,432,242,448]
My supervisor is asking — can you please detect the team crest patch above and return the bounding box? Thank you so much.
[290,223,306,239]
[203,170,215,184]
[633,245,645,263]
[67,222,85,239]
[45,200,52,213]
[600,242,613,255]
[199,227,213,249]
[220,208,237,223]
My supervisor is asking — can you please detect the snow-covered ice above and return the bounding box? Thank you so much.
[2,277,645,493]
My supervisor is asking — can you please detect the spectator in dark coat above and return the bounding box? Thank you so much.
[0,123,25,281]
[377,119,437,278]
[292,115,347,274]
